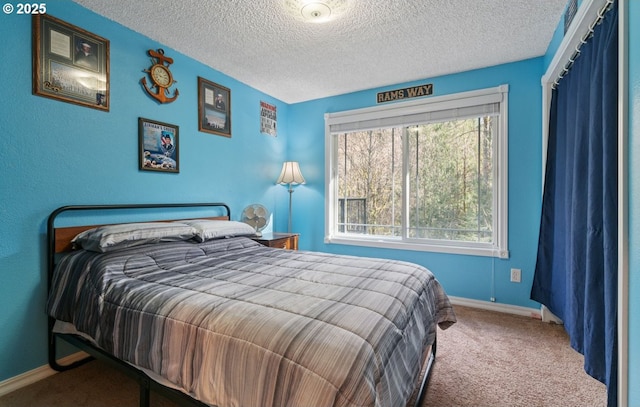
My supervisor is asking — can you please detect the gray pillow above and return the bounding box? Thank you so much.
[72,222,197,252]
[179,219,257,242]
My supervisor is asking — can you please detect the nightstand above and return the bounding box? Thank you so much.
[252,232,299,250]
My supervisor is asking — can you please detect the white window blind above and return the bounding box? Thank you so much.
[326,86,506,133]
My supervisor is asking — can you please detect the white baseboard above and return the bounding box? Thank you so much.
[448,296,543,319]
[0,352,88,398]
[540,304,564,324]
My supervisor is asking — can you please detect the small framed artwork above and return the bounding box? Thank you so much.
[138,117,179,173]
[198,77,231,137]
[32,14,110,111]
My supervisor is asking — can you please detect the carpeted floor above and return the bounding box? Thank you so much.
[423,306,606,407]
[0,305,606,407]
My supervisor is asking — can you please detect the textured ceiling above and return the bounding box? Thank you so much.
[72,0,567,104]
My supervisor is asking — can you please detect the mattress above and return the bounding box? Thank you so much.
[48,236,456,407]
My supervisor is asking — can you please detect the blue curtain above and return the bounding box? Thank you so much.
[531,2,618,405]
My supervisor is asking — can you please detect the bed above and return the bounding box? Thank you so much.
[46,203,456,407]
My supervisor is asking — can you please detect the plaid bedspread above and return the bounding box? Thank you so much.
[48,237,456,407]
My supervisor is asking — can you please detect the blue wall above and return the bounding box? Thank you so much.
[0,0,291,381]
[0,0,548,384]
[1,3,637,406]
[0,0,548,378]
[288,59,545,309]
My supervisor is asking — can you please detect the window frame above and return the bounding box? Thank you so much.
[324,85,509,258]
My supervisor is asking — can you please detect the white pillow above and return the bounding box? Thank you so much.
[72,222,197,252]
[179,219,257,242]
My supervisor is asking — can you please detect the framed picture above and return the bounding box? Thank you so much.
[32,14,110,111]
[138,118,179,173]
[260,100,277,136]
[198,77,231,137]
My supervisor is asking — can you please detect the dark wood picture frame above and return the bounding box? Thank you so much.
[32,14,110,111]
[139,117,179,173]
[198,77,231,137]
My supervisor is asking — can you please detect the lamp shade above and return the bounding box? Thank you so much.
[276,161,306,185]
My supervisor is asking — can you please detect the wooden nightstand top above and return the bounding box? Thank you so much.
[252,232,299,250]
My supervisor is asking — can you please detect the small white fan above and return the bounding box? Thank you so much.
[241,204,270,237]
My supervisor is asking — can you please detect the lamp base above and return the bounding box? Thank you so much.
[288,187,294,234]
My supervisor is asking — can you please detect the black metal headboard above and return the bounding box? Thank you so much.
[47,202,230,280]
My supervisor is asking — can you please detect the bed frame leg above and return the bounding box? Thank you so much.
[139,376,151,407]
[48,319,94,372]
[413,336,437,407]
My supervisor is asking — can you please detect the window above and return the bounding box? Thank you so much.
[325,85,509,258]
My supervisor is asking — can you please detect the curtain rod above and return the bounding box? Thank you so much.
[552,0,615,89]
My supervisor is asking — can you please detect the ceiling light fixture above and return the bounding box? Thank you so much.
[284,0,349,23]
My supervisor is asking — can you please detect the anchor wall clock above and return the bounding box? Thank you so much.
[141,48,179,104]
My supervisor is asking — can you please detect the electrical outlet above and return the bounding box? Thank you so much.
[510,268,522,283]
